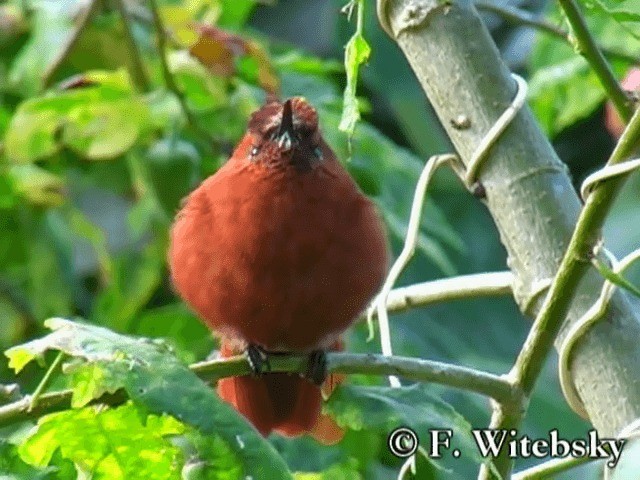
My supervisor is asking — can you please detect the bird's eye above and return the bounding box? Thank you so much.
[312,146,323,160]
[250,146,260,157]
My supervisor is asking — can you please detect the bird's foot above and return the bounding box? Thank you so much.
[305,350,328,386]
[246,344,271,376]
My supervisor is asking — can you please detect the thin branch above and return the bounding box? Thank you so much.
[148,0,210,140]
[363,271,513,321]
[512,455,598,479]
[113,0,150,91]
[29,352,64,412]
[483,80,640,477]
[42,0,101,89]
[475,1,638,64]
[0,352,518,428]
[557,0,632,122]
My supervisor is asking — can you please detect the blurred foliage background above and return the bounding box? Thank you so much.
[1,0,640,478]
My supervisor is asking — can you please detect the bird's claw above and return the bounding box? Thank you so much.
[246,344,271,376]
[305,350,328,386]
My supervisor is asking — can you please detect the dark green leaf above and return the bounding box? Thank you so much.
[325,384,488,474]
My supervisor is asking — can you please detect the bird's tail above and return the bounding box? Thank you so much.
[217,341,345,444]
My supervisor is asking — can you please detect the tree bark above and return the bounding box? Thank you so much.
[377,0,640,464]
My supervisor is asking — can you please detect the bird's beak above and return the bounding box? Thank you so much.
[276,99,295,150]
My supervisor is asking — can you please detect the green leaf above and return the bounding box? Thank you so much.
[7,1,81,95]
[168,51,228,111]
[8,164,66,207]
[218,0,257,28]
[18,404,184,480]
[0,439,58,480]
[144,137,201,218]
[582,0,640,37]
[528,5,638,135]
[65,360,127,408]
[5,318,292,479]
[180,429,244,480]
[325,384,489,475]
[339,0,371,137]
[5,70,149,162]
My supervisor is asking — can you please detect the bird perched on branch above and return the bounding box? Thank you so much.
[168,97,389,442]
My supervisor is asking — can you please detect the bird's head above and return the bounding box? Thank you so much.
[239,97,328,171]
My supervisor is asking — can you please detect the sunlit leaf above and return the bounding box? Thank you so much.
[5,70,149,162]
[217,0,258,28]
[5,318,291,479]
[9,164,66,207]
[0,439,58,480]
[18,404,184,479]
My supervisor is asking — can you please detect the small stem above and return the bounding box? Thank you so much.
[28,352,65,412]
[474,1,638,64]
[557,0,632,122]
[148,0,211,141]
[42,0,101,89]
[512,455,598,480]
[113,0,150,91]
[0,352,518,428]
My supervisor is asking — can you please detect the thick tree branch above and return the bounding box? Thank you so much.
[0,352,517,428]
[377,0,640,477]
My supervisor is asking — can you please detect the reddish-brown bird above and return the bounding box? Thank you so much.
[168,97,389,441]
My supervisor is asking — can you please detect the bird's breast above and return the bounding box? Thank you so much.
[169,161,389,351]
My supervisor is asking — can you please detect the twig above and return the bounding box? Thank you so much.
[512,455,598,480]
[474,1,638,64]
[0,352,518,428]
[557,0,632,122]
[361,271,513,321]
[148,0,210,140]
[28,352,65,412]
[42,0,101,89]
[113,0,150,91]
[482,81,640,478]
